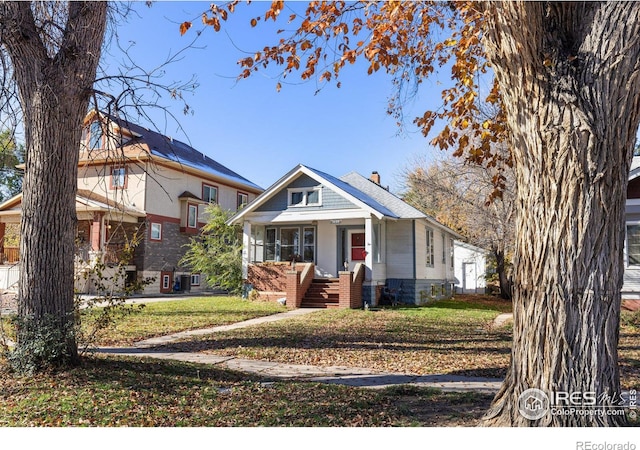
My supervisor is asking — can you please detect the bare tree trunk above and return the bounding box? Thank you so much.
[479,2,640,426]
[493,247,512,300]
[0,2,108,370]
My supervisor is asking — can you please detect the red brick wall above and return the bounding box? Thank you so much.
[248,262,302,291]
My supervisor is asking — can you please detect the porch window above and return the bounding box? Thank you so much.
[288,187,322,207]
[280,228,299,262]
[265,228,277,261]
[250,227,264,263]
[303,227,315,262]
[262,226,316,263]
[426,228,434,267]
[150,222,162,241]
[203,184,218,204]
[372,222,383,263]
[628,224,640,265]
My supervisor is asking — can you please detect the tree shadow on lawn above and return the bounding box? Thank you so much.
[78,354,260,393]
[72,356,495,426]
[157,332,513,356]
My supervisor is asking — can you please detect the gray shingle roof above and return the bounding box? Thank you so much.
[303,166,399,218]
[339,172,427,219]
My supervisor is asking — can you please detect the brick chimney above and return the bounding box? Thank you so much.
[370,171,381,185]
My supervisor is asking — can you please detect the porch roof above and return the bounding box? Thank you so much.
[0,190,146,223]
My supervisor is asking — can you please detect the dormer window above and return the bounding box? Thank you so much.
[288,187,322,207]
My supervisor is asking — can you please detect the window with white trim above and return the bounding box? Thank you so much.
[187,204,198,228]
[111,167,127,189]
[203,184,218,203]
[372,222,384,263]
[263,226,316,263]
[426,228,434,267]
[288,187,322,207]
[237,192,249,209]
[450,238,455,270]
[628,224,640,265]
[162,275,170,290]
[191,273,201,286]
[150,222,162,241]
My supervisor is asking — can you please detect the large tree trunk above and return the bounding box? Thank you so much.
[480,2,640,426]
[0,2,108,370]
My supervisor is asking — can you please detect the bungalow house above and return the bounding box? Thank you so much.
[0,110,262,294]
[229,164,460,308]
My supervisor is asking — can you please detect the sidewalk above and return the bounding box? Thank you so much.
[95,308,503,393]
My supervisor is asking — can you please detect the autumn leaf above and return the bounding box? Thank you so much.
[179,21,191,36]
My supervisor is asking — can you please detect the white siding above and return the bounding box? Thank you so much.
[386,220,415,278]
[316,221,337,277]
[454,242,487,293]
[414,221,453,280]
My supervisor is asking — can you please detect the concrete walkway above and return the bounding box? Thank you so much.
[95,308,503,393]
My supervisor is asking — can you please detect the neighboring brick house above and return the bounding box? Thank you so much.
[0,110,263,294]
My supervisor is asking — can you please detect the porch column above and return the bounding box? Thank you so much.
[242,221,251,279]
[364,217,373,281]
[90,212,102,251]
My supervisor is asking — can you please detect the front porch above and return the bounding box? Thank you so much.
[246,262,365,309]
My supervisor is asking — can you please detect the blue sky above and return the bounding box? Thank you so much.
[107,1,451,193]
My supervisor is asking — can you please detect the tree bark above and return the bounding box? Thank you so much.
[479,2,640,426]
[0,2,108,369]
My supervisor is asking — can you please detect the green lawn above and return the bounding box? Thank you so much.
[0,356,494,426]
[83,296,287,346]
[154,295,513,379]
[1,294,638,427]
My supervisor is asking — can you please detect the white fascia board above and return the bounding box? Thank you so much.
[423,217,463,240]
[228,165,307,225]
[230,164,389,225]
[627,199,640,206]
[271,209,373,223]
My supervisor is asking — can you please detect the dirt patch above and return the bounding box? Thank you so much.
[0,292,17,314]
[389,387,494,426]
